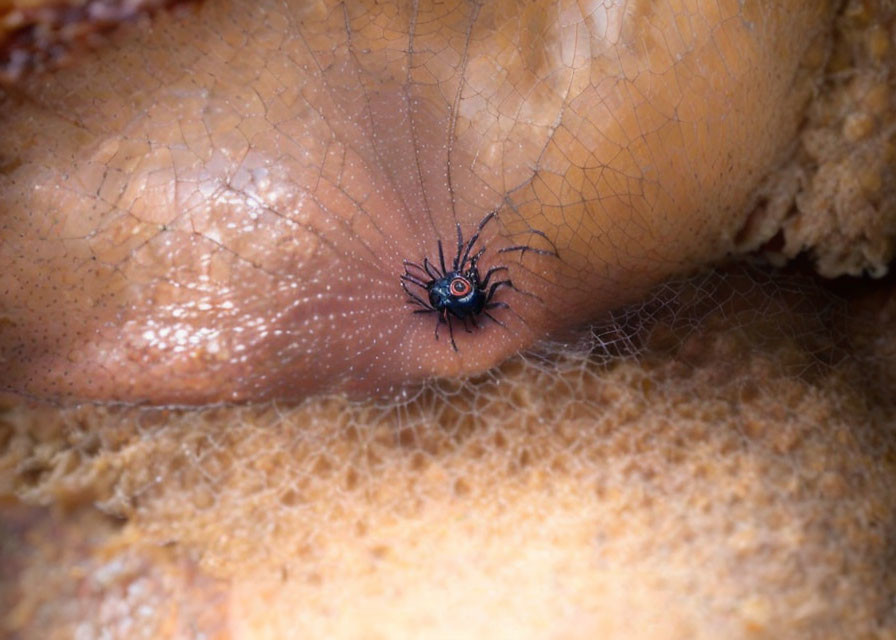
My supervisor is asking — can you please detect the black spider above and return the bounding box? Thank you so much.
[400,211,552,351]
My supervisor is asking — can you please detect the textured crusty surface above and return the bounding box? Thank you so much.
[1,0,895,638]
[2,267,895,639]
[734,0,896,277]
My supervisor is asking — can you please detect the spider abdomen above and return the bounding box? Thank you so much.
[428,272,485,318]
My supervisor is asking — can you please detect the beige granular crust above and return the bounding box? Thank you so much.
[3,267,895,638]
[736,0,896,277]
[0,502,230,638]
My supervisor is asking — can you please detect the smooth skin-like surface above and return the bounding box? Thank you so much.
[1,0,832,403]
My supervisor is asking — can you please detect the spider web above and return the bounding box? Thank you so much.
[2,0,896,636]
[2,262,895,637]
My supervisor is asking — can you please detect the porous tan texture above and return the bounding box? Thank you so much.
[2,267,895,638]
[736,0,896,277]
[1,0,896,638]
[0,502,230,639]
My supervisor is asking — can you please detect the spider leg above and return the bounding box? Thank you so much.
[497,244,557,258]
[400,273,430,289]
[403,262,436,287]
[484,279,514,303]
[482,312,510,329]
[434,311,445,342]
[401,280,432,309]
[485,278,543,303]
[403,259,423,271]
[462,316,473,333]
[445,312,458,351]
[498,228,559,257]
[436,239,448,274]
[458,210,496,270]
[480,265,508,289]
[413,309,437,314]
[486,299,529,326]
[453,222,464,271]
[423,257,442,279]
[459,232,481,270]
[466,246,487,272]
[478,210,497,230]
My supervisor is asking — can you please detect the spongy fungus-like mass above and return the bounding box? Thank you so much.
[2,267,896,637]
[734,0,896,277]
[2,0,896,638]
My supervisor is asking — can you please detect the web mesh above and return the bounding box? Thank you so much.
[1,0,896,637]
[2,264,895,637]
